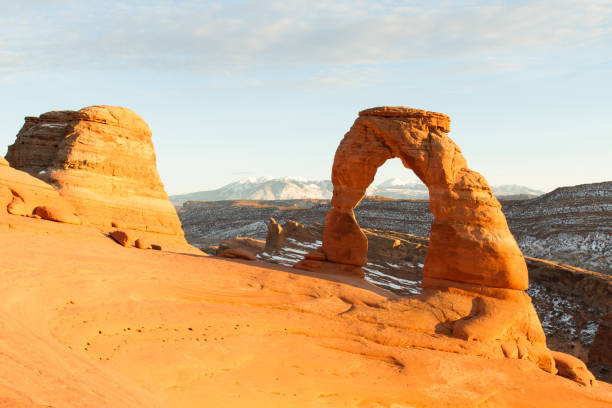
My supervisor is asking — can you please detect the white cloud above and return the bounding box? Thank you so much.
[0,0,609,77]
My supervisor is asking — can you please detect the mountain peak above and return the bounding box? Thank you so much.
[377,177,420,187]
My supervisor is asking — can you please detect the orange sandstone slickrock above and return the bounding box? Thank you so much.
[0,215,610,407]
[5,105,199,253]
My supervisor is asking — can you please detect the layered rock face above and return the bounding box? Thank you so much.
[6,106,186,239]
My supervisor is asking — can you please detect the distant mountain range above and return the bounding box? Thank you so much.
[169,177,545,204]
[170,177,333,203]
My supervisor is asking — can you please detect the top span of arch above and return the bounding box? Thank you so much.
[359,107,450,133]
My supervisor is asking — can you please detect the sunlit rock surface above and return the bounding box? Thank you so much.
[6,105,199,253]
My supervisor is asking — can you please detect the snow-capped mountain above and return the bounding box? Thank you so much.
[366,177,429,199]
[170,177,544,204]
[170,177,333,203]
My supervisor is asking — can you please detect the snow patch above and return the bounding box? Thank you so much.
[39,123,67,128]
[282,247,308,255]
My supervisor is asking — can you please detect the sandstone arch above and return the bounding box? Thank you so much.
[292,107,602,385]
[298,106,528,291]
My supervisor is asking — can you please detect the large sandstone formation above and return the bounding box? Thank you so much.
[297,107,526,290]
[5,106,198,253]
[6,106,180,234]
[294,106,596,385]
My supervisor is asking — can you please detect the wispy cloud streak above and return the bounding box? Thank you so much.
[0,0,609,77]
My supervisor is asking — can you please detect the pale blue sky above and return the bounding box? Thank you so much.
[1,0,610,194]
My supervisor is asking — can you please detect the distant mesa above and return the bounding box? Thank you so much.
[5,105,198,253]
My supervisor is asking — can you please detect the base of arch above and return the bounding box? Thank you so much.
[293,258,365,278]
[422,277,526,301]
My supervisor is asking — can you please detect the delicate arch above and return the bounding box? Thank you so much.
[301,107,528,291]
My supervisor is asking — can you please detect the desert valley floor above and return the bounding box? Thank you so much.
[1,214,611,408]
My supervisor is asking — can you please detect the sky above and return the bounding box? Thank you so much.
[0,0,610,194]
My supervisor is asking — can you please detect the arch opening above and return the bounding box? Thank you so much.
[348,158,432,294]
[366,157,428,200]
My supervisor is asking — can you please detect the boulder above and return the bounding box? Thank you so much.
[217,237,265,256]
[134,238,150,250]
[110,230,131,247]
[34,206,80,225]
[219,249,256,261]
[552,351,598,387]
